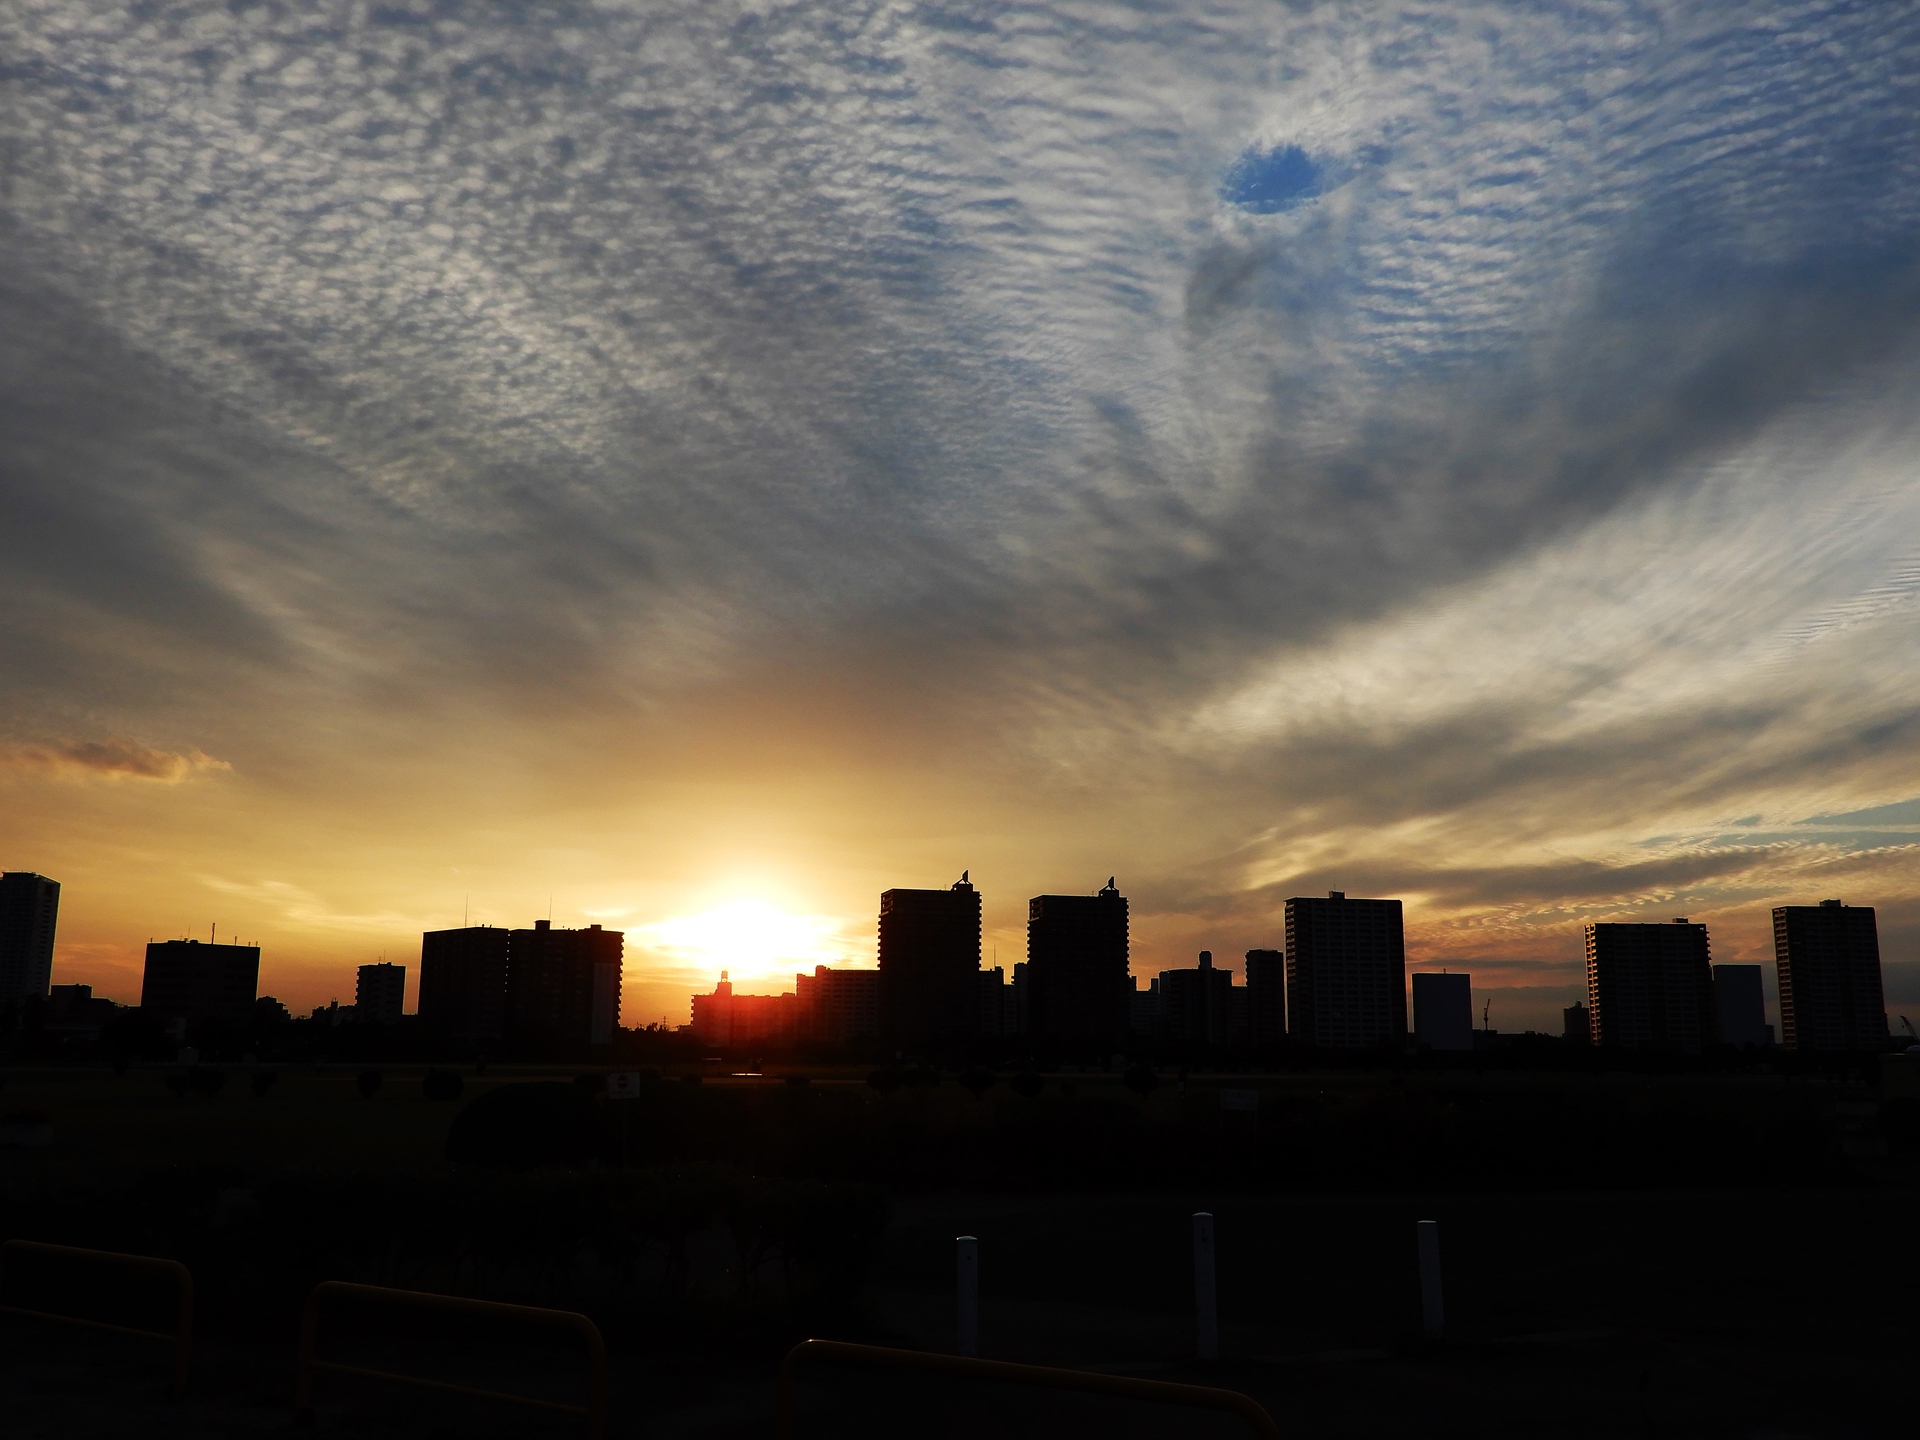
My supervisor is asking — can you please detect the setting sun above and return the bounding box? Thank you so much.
[635,898,862,991]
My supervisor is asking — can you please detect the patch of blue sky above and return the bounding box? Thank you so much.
[1221,144,1322,214]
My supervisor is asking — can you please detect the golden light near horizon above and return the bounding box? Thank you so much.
[634,898,865,992]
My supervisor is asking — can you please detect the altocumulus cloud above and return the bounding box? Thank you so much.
[3,0,1920,998]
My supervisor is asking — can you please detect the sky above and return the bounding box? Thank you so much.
[4,0,1919,1033]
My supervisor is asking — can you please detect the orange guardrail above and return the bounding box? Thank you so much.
[0,1238,194,1397]
[294,1280,607,1439]
[775,1338,1281,1439]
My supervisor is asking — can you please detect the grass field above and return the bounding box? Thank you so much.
[2,1062,1914,1437]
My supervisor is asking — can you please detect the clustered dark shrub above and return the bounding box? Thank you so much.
[1122,1065,1159,1098]
[959,1068,997,1099]
[356,1070,383,1099]
[422,1069,464,1102]
[903,1066,939,1091]
[251,1070,278,1098]
[166,1068,226,1099]
[866,1068,902,1094]
[1010,1072,1044,1098]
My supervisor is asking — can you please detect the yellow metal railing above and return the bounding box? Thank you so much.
[775,1338,1280,1439]
[0,1238,194,1397]
[294,1280,607,1439]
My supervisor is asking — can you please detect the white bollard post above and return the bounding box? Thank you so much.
[1417,1219,1444,1339]
[956,1235,979,1356]
[1193,1212,1219,1361]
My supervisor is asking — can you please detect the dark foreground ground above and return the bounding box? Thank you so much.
[4,1185,1914,1439]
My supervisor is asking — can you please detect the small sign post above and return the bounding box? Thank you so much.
[1417,1220,1444,1339]
[956,1236,979,1357]
[1193,1212,1219,1361]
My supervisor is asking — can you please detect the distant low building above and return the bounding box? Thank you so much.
[1774,901,1886,1052]
[976,966,1010,1040]
[1129,975,1160,1037]
[1157,951,1237,1046]
[1563,1001,1591,1046]
[357,962,406,1025]
[1712,964,1770,1047]
[691,971,795,1048]
[1585,920,1714,1050]
[44,983,118,1041]
[141,939,260,1028]
[311,1000,356,1026]
[796,965,881,1044]
[1412,972,1473,1051]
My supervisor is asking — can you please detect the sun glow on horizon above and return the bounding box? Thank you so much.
[633,898,864,991]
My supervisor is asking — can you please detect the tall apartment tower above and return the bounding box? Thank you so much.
[1412,972,1473,1051]
[1585,919,1714,1050]
[140,939,260,1026]
[418,926,510,1042]
[0,872,60,1003]
[356,962,407,1024]
[1285,892,1406,1049]
[1712,964,1770,1047]
[1774,900,1886,1051]
[1244,949,1287,1047]
[507,920,623,1049]
[1026,880,1131,1048]
[878,875,982,1048]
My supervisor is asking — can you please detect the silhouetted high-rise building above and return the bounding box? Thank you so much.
[1027,880,1130,1048]
[796,965,881,1044]
[1244,949,1286,1047]
[879,876,982,1047]
[140,939,259,1027]
[1563,1002,1591,1046]
[1412,972,1473,1051]
[356,962,406,1025]
[1285,892,1406,1049]
[507,920,623,1049]
[0,872,60,1003]
[1712,963,1770,1047]
[1585,920,1714,1050]
[419,926,510,1042]
[1157,951,1235,1046]
[1774,900,1886,1051]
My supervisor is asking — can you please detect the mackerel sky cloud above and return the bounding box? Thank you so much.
[3,0,1918,1026]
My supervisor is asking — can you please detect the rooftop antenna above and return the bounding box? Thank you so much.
[1482,998,1491,1031]
[211,922,217,945]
